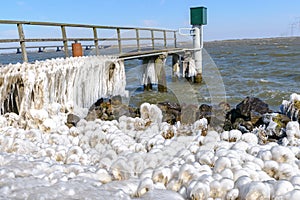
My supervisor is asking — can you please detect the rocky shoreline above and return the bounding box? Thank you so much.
[66,94,300,144]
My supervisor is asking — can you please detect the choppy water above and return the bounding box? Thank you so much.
[125,37,300,111]
[1,37,300,110]
[205,37,300,110]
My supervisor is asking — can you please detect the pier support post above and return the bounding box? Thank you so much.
[155,54,167,92]
[172,54,180,78]
[17,23,28,62]
[38,47,44,53]
[192,25,203,83]
[61,25,69,57]
[142,58,153,91]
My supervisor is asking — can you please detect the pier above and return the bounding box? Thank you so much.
[0,20,179,61]
[0,7,207,114]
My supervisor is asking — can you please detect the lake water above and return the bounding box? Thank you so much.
[125,37,300,111]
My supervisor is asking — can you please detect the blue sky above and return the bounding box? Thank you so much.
[1,0,300,41]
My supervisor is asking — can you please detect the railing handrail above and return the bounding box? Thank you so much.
[0,20,176,32]
[0,20,178,62]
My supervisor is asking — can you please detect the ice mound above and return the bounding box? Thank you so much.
[1,97,300,199]
[0,56,127,115]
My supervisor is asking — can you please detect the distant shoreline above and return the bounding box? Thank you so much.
[204,36,300,43]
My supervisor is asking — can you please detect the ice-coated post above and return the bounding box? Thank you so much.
[192,24,203,83]
[190,6,207,83]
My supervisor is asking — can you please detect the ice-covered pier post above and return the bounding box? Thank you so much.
[155,54,167,92]
[141,54,167,92]
[190,6,207,83]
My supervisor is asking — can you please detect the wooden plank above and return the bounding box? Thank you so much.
[136,29,140,52]
[25,38,64,42]
[17,23,28,62]
[135,29,141,51]
[174,31,177,48]
[0,39,19,43]
[119,48,185,59]
[163,30,167,48]
[151,30,155,50]
[8,37,157,43]
[61,25,69,57]
[0,44,95,50]
[0,20,176,32]
[117,28,122,54]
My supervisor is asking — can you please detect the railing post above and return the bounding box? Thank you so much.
[136,29,140,52]
[17,23,28,62]
[151,30,155,50]
[61,25,69,57]
[117,28,122,54]
[93,27,99,55]
[174,31,177,48]
[163,30,167,48]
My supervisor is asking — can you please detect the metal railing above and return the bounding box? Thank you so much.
[0,20,178,62]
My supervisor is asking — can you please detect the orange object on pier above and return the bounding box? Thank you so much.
[72,42,83,57]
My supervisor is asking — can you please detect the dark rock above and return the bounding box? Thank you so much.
[236,96,271,120]
[158,102,181,125]
[86,97,114,121]
[224,97,271,132]
[223,119,233,131]
[85,110,99,121]
[112,104,130,119]
[94,98,104,108]
[232,118,253,133]
[67,114,80,127]
[86,96,142,121]
[128,106,140,118]
[226,108,240,124]
[198,102,230,132]
[199,104,212,122]
[181,104,198,124]
[111,95,122,106]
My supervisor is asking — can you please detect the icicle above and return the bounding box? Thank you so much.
[142,59,158,85]
[0,55,128,115]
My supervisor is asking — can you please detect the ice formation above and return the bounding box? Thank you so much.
[281,93,300,121]
[1,65,300,200]
[0,99,299,199]
[142,59,158,85]
[0,56,127,115]
[182,56,196,78]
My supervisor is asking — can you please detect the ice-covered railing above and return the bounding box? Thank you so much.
[0,55,127,115]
